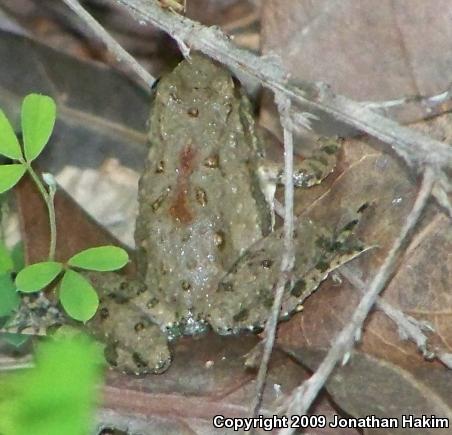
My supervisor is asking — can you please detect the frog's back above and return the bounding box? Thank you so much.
[135,54,270,333]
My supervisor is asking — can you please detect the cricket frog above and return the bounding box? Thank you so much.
[89,54,364,375]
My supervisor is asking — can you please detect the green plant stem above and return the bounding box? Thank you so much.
[22,161,57,261]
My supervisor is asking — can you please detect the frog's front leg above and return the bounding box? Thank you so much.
[258,137,341,227]
[207,212,365,335]
[86,274,171,375]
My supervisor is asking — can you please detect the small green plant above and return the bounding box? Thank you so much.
[15,246,128,321]
[0,241,19,318]
[0,334,104,435]
[0,94,129,322]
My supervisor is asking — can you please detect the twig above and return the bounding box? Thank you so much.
[277,168,435,433]
[250,93,295,417]
[60,0,155,87]
[340,266,434,359]
[113,0,452,173]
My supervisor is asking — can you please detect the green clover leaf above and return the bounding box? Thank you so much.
[15,261,63,293]
[0,164,26,194]
[68,246,129,272]
[59,270,99,322]
[21,94,56,162]
[0,110,22,160]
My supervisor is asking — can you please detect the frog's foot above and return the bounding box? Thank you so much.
[258,136,342,228]
[85,273,171,375]
[207,211,368,335]
[102,313,171,376]
[259,136,341,190]
[91,300,171,375]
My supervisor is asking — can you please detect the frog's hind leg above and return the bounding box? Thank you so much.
[100,308,171,376]
[291,136,342,188]
[86,274,172,376]
[280,212,369,317]
[207,205,369,335]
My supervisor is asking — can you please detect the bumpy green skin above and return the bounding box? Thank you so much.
[88,54,363,375]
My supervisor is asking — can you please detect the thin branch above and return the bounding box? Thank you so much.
[277,168,435,433]
[61,0,155,87]
[250,92,295,417]
[113,0,452,173]
[340,266,434,359]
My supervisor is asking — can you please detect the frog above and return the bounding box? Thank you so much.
[1,54,364,375]
[81,53,366,375]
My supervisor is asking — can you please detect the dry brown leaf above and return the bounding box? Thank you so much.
[283,347,452,435]
[262,0,452,121]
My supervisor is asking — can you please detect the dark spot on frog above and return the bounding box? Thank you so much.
[108,291,130,304]
[134,322,145,332]
[321,144,339,155]
[187,107,199,117]
[291,279,306,298]
[169,144,197,224]
[104,344,118,367]
[213,231,225,250]
[203,154,219,168]
[307,162,323,180]
[233,308,249,322]
[152,188,171,211]
[261,259,273,269]
[357,202,370,214]
[196,187,208,206]
[155,160,165,173]
[146,297,159,308]
[315,259,330,273]
[218,281,234,292]
[330,240,344,252]
[132,352,149,369]
[181,280,191,291]
[99,307,109,320]
[136,285,147,295]
[341,219,359,233]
